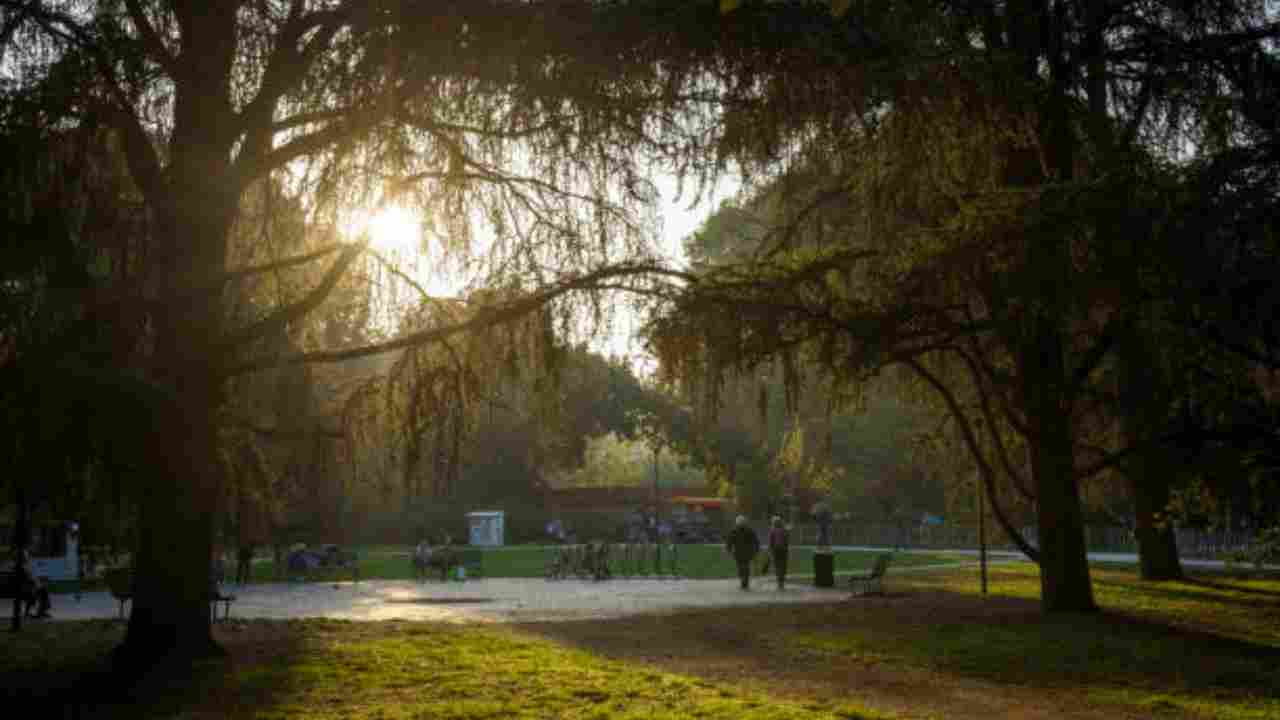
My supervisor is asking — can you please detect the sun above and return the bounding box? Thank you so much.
[366,205,421,257]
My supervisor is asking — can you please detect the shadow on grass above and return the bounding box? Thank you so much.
[1186,576,1280,598]
[0,619,310,719]
[1091,574,1280,615]
[516,575,1280,719]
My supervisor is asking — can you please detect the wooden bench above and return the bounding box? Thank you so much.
[848,553,893,596]
[103,568,133,619]
[208,585,236,622]
[103,568,237,622]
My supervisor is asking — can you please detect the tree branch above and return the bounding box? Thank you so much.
[222,242,348,284]
[233,6,351,180]
[224,263,694,376]
[11,2,168,208]
[1070,311,1127,392]
[901,356,1041,562]
[951,346,1035,503]
[124,0,177,75]
[219,241,367,354]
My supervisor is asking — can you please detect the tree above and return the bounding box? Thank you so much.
[3,0,865,664]
[653,0,1280,610]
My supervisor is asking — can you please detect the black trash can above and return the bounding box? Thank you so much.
[813,551,835,588]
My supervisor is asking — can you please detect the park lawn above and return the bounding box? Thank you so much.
[3,563,1277,719]
[0,619,888,720]
[782,564,1280,719]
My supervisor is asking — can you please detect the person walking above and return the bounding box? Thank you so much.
[767,516,790,590]
[413,538,434,582]
[236,543,256,585]
[725,515,760,590]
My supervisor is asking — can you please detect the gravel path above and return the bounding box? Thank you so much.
[44,576,856,624]
[41,559,977,624]
[49,543,1249,626]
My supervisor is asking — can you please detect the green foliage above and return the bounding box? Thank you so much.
[1229,526,1280,571]
[651,0,1280,610]
[556,432,704,489]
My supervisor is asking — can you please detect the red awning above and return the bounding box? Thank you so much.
[670,496,728,509]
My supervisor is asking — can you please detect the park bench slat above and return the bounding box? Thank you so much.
[104,568,237,622]
[848,553,893,596]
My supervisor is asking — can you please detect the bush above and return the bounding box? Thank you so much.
[1248,526,1280,566]
[1229,525,1280,571]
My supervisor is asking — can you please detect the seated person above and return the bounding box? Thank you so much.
[424,535,457,581]
[18,546,52,619]
[322,544,346,567]
[287,545,319,576]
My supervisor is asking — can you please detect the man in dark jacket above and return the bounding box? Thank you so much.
[725,515,760,590]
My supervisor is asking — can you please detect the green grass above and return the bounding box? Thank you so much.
[241,545,961,583]
[259,622,885,719]
[0,619,889,719]
[792,563,1280,720]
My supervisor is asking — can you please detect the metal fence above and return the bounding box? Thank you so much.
[786,522,1263,559]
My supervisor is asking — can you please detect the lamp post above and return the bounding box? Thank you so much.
[977,471,988,596]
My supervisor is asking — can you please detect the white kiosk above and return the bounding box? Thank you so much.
[466,511,505,547]
[29,522,80,581]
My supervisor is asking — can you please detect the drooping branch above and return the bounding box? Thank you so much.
[221,242,347,285]
[225,263,693,377]
[901,356,1041,562]
[950,346,1035,503]
[1069,311,1128,392]
[7,2,166,208]
[218,241,368,356]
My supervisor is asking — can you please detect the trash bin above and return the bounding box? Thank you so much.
[813,551,834,588]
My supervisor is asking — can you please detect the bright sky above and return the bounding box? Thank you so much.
[597,174,738,365]
[353,174,739,369]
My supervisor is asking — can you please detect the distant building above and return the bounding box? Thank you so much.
[545,485,723,516]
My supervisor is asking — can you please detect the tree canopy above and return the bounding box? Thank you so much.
[0,0,867,663]
[649,0,1280,610]
[3,0,1277,658]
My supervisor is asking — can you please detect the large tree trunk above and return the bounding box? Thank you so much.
[1118,331,1184,581]
[1022,321,1097,613]
[1030,417,1097,612]
[113,4,243,666]
[117,118,238,667]
[117,218,231,666]
[9,489,28,632]
[118,417,222,665]
[1132,469,1182,580]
